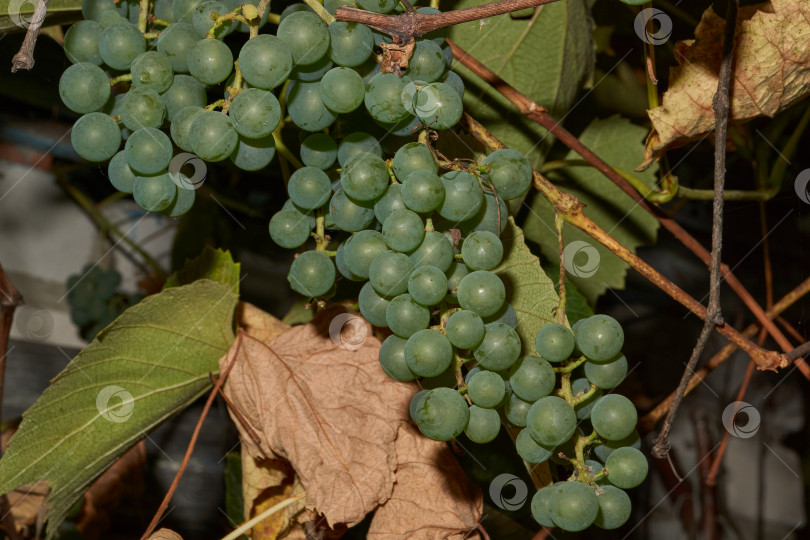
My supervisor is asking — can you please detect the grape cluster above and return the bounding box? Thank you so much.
[66,264,143,340]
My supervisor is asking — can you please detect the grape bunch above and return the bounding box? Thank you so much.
[66,264,143,340]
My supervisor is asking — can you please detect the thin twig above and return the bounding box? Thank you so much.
[651,0,738,459]
[219,492,305,540]
[10,0,50,72]
[693,409,719,540]
[335,0,559,43]
[554,213,566,325]
[140,332,245,540]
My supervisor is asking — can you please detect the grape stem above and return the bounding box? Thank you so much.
[10,0,49,72]
[205,99,227,111]
[569,383,598,407]
[554,212,566,325]
[150,16,173,26]
[222,60,243,113]
[207,6,250,38]
[553,355,586,374]
[252,0,273,37]
[302,0,335,25]
[109,73,132,86]
[314,211,328,252]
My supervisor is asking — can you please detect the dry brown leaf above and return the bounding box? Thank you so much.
[237,301,291,343]
[368,424,482,539]
[241,447,306,539]
[640,0,810,170]
[147,529,183,540]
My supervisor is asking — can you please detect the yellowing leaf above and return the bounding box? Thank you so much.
[241,451,305,540]
[641,0,810,169]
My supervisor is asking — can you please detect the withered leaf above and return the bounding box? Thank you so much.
[147,529,183,540]
[641,0,810,169]
[241,449,305,539]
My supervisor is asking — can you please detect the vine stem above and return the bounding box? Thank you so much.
[448,40,804,374]
[460,113,788,372]
[10,0,50,72]
[302,0,335,24]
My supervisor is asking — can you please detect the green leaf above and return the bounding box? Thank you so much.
[448,0,595,167]
[494,218,559,354]
[523,115,660,303]
[0,0,83,33]
[542,264,594,324]
[0,280,238,539]
[165,245,241,294]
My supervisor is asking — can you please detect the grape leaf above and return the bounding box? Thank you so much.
[0,280,238,539]
[0,0,82,33]
[542,264,594,324]
[523,115,659,303]
[641,0,810,169]
[165,245,241,293]
[447,0,595,167]
[494,218,560,354]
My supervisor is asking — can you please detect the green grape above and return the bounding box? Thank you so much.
[407,265,446,306]
[287,81,337,131]
[467,370,505,408]
[161,74,207,120]
[571,377,601,420]
[410,231,453,272]
[445,260,469,303]
[319,67,365,114]
[605,447,648,489]
[230,135,276,171]
[414,82,462,130]
[133,172,177,212]
[99,22,145,69]
[341,152,389,202]
[358,281,390,326]
[290,55,332,82]
[329,21,373,67]
[483,148,532,201]
[576,314,624,362]
[369,250,413,297]
[157,22,198,73]
[405,329,452,378]
[97,10,128,27]
[190,111,238,161]
[465,405,500,444]
[192,0,232,37]
[288,251,335,297]
[505,392,532,427]
[107,150,136,193]
[288,167,332,210]
[440,69,464,99]
[161,180,196,217]
[229,88,281,138]
[531,485,558,527]
[401,170,444,213]
[445,310,484,349]
[269,208,311,248]
[379,335,416,381]
[154,0,175,22]
[324,0,350,15]
[188,38,233,84]
[457,270,505,318]
[593,485,631,529]
[409,389,429,421]
[82,0,115,20]
[527,396,576,447]
[590,394,638,441]
[121,87,166,130]
[300,133,337,169]
[593,431,641,462]
[172,0,205,22]
[342,230,386,279]
[356,0,396,13]
[277,11,330,65]
[329,189,376,232]
[64,21,103,65]
[364,72,411,123]
[392,141,437,181]
[238,34,292,89]
[279,2,310,19]
[585,354,628,389]
[484,302,517,328]
[170,106,205,152]
[549,481,599,532]
[376,114,420,137]
[474,322,520,370]
[71,113,121,162]
[335,242,361,281]
[412,387,469,441]
[535,323,576,363]
[438,170,483,223]
[509,356,555,402]
[337,132,383,166]
[386,294,430,338]
[516,428,553,464]
[460,191,507,236]
[461,231,503,271]
[382,210,424,252]
[130,51,174,93]
[127,128,175,174]
[370,184,402,224]
[404,39,446,82]
[59,62,110,114]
